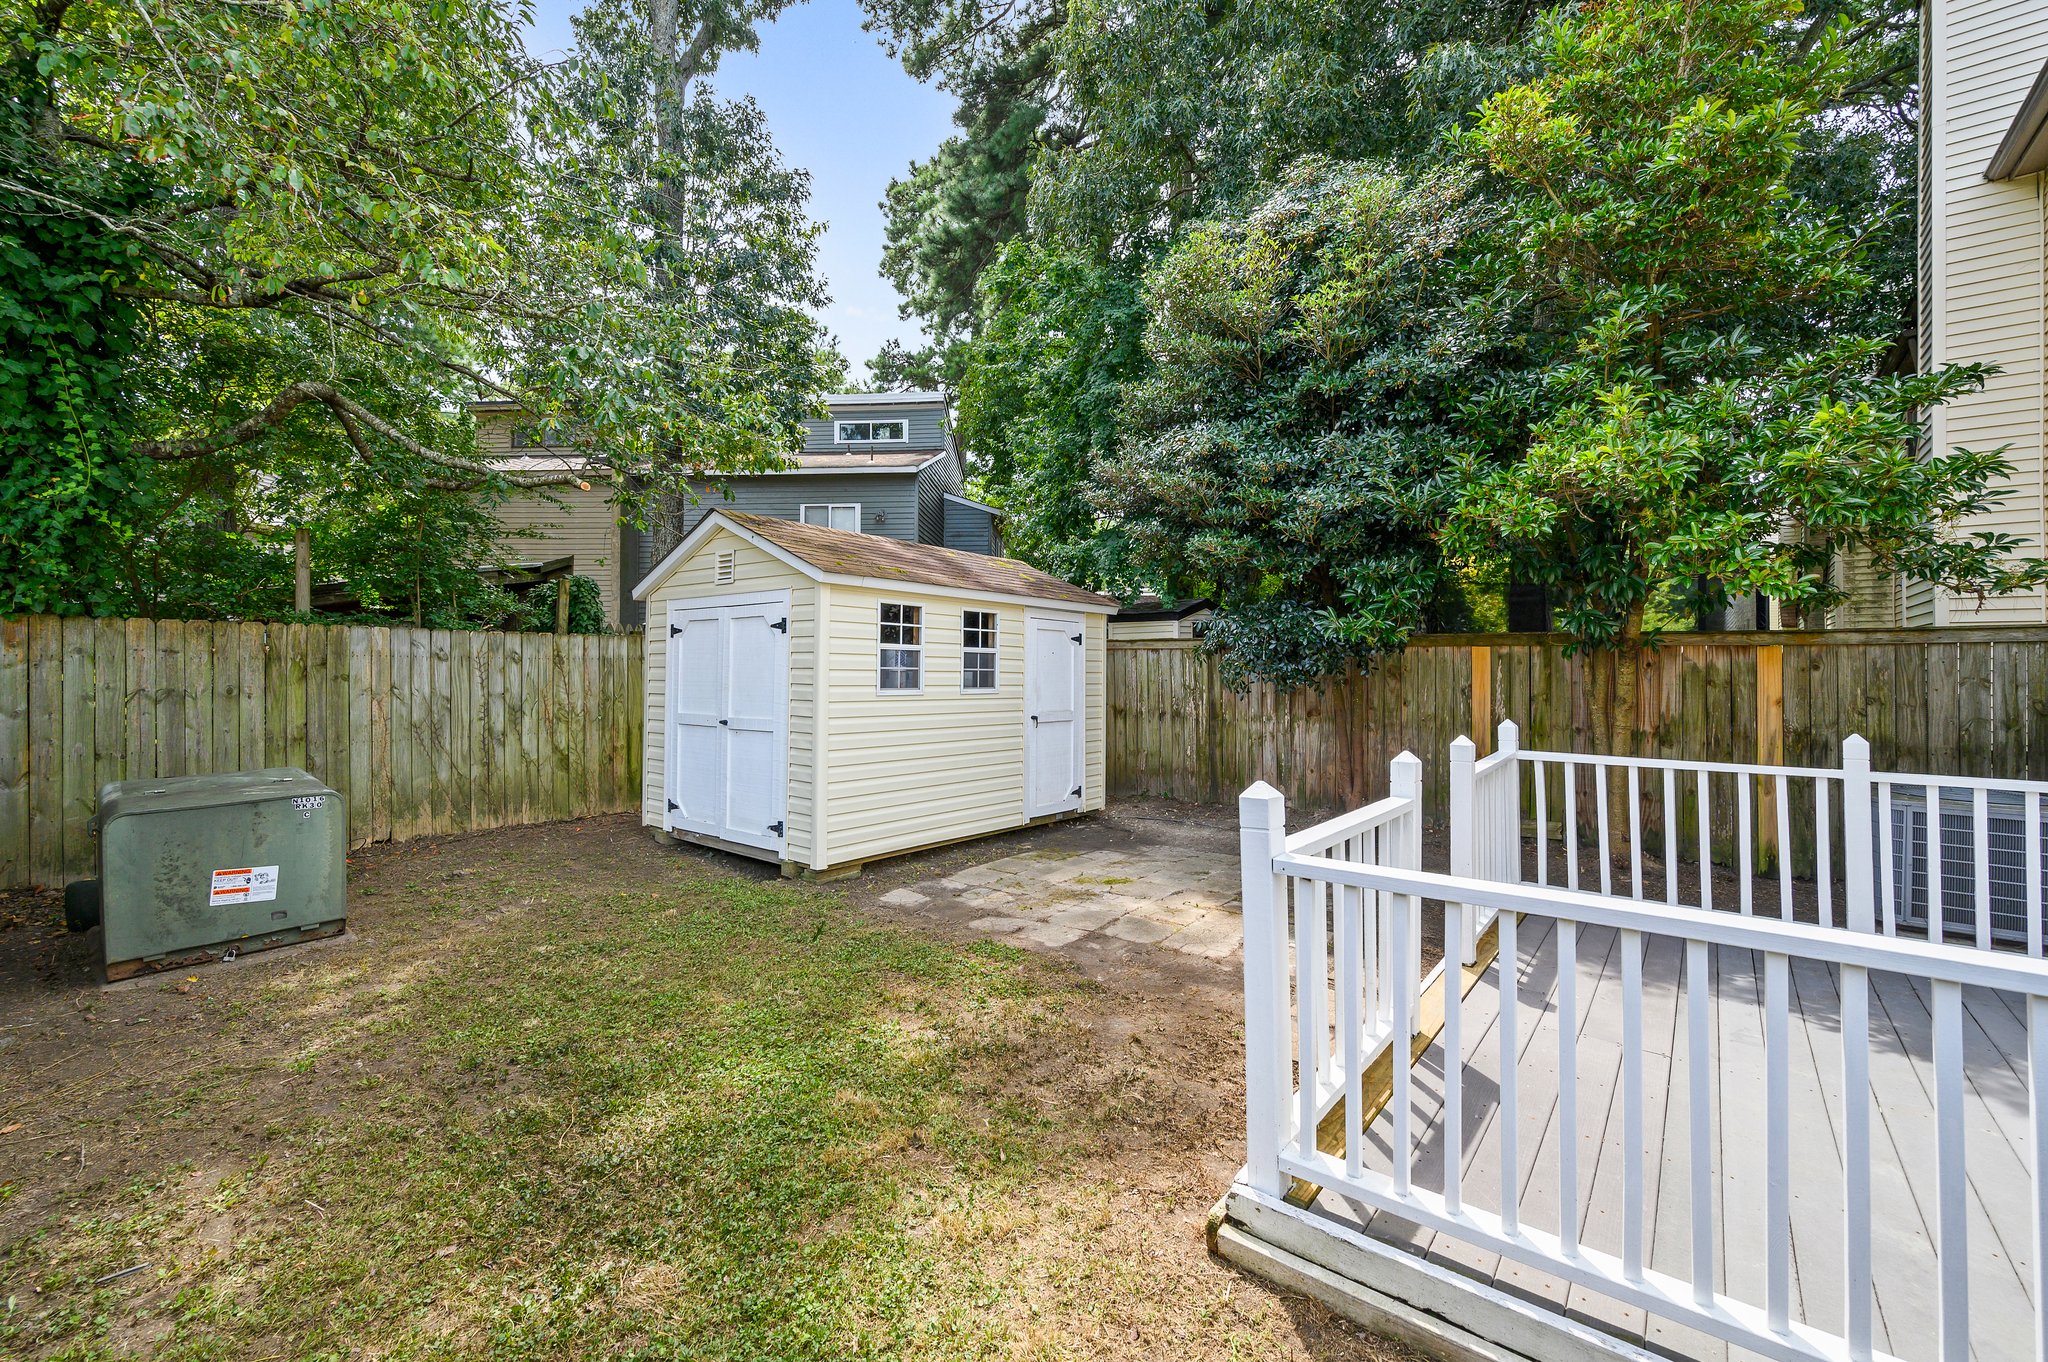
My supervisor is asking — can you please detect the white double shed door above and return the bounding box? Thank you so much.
[665,592,789,855]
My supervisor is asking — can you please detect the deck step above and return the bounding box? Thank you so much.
[1219,1184,1666,1362]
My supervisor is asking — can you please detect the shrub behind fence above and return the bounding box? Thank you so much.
[1108,628,2048,835]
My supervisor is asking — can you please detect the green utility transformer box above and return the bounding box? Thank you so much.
[92,769,347,980]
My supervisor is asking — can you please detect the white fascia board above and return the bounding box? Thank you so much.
[823,391,946,407]
[942,491,1008,518]
[630,510,824,601]
[756,462,930,476]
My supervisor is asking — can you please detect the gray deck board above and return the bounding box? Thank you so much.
[1306,916,2040,1362]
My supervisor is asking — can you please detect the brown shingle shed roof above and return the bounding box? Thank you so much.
[715,511,1118,610]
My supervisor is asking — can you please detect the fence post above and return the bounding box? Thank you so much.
[1392,751,1424,1028]
[1450,735,1477,965]
[1843,734,1874,933]
[1239,780,1290,1196]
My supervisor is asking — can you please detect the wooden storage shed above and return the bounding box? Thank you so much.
[633,509,1118,874]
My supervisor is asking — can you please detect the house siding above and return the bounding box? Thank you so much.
[800,402,948,453]
[918,455,964,547]
[679,472,925,545]
[476,413,626,627]
[1923,0,2048,625]
[941,499,1002,556]
[817,588,1105,868]
[639,528,818,866]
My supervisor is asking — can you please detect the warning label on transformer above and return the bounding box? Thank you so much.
[209,866,280,906]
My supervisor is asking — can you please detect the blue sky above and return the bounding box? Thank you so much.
[523,0,959,377]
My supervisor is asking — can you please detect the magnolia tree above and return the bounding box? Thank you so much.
[1093,159,1504,689]
[1448,0,2048,648]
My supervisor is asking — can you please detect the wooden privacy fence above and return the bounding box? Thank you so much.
[1108,627,2048,835]
[1,616,644,888]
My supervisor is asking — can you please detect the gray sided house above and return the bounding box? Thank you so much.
[473,392,1005,629]
[628,392,1000,626]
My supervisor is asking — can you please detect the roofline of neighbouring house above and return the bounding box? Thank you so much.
[941,491,1008,519]
[1988,58,2048,180]
[821,390,946,407]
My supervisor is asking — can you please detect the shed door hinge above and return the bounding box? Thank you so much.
[771,617,788,633]
[1070,633,1082,644]
[767,821,785,836]
[1070,785,1082,798]
[667,799,678,812]
[670,623,681,637]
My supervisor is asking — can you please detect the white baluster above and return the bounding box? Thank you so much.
[1622,928,1645,1282]
[1934,979,1969,1362]
[1688,938,1714,1306]
[1843,963,1873,1362]
[1765,951,1791,1331]
[1843,736,1874,934]
[1559,918,1580,1258]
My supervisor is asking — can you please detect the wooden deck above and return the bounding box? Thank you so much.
[1309,919,2039,1362]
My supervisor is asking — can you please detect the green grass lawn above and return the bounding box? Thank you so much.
[0,823,1381,1361]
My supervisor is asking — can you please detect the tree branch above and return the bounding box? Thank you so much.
[133,381,594,490]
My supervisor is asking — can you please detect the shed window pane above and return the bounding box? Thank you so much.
[879,604,922,690]
[962,610,997,691]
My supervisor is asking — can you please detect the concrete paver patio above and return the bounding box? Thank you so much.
[845,799,1264,982]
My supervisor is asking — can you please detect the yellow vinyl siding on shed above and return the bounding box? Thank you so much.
[817,586,1105,868]
[639,528,818,863]
[1924,0,2048,624]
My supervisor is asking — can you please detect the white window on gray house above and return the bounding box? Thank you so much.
[800,503,861,533]
[836,419,907,444]
[879,603,922,691]
[962,610,997,691]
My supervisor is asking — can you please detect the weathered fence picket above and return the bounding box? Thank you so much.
[0,615,643,888]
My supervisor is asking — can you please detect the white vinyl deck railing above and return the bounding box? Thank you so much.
[1239,759,2048,1362]
[1460,722,2048,955]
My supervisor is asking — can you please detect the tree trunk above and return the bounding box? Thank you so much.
[293,526,312,613]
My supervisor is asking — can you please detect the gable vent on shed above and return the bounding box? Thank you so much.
[714,549,736,585]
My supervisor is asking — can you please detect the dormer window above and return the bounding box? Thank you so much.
[836,419,907,445]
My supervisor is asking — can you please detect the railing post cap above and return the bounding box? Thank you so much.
[1451,734,1477,760]
[1843,733,1871,759]
[1497,718,1520,743]
[1239,781,1286,825]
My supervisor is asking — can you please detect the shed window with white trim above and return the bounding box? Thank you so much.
[879,603,922,691]
[962,610,998,691]
[800,503,861,532]
[836,420,906,444]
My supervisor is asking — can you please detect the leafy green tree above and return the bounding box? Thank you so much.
[923,0,1539,583]
[4,0,817,617]
[1093,160,1504,688]
[953,241,1147,588]
[1448,0,2048,656]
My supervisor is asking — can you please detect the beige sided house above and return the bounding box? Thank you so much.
[633,510,1116,876]
[1844,2,2048,625]
[472,401,630,626]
